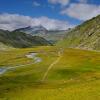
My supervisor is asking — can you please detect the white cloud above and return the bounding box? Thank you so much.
[61,3,100,20]
[48,0,69,6]
[33,1,40,7]
[0,13,74,31]
[34,16,75,30]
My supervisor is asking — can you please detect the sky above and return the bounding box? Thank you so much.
[0,0,100,31]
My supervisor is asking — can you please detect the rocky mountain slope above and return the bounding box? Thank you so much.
[15,25,48,35]
[15,25,67,43]
[0,29,51,48]
[58,15,100,50]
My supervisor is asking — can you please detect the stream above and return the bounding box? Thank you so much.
[0,53,42,75]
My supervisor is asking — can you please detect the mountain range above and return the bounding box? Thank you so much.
[0,29,51,49]
[0,15,100,50]
[15,25,48,35]
[15,25,67,43]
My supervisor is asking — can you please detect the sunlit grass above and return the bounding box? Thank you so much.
[0,46,100,100]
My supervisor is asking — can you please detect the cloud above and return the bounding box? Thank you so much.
[48,0,69,6]
[33,16,75,30]
[0,13,74,31]
[61,3,100,20]
[33,1,40,7]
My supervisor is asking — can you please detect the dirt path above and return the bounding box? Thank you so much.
[42,51,63,81]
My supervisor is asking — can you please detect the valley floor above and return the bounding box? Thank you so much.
[0,46,100,100]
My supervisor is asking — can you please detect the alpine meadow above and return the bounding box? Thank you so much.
[0,0,100,100]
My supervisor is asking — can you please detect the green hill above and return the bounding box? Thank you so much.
[58,15,100,50]
[0,29,51,48]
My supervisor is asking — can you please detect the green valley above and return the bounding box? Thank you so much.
[0,46,100,100]
[0,12,100,100]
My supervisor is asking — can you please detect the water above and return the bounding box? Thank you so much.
[0,53,42,75]
[0,68,8,75]
[26,53,42,63]
[26,53,38,58]
[34,57,42,63]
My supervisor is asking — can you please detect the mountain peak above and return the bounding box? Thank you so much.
[14,25,48,34]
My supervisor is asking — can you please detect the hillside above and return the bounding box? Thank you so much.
[34,30,67,43]
[15,25,67,43]
[0,29,51,48]
[58,15,100,50]
[15,25,48,35]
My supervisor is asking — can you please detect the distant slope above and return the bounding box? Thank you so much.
[15,25,48,35]
[58,15,100,50]
[35,30,67,43]
[15,25,67,43]
[0,42,13,50]
[0,29,51,48]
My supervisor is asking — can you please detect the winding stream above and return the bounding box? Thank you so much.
[0,68,8,75]
[0,53,42,75]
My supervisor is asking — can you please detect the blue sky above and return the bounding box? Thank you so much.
[0,0,100,30]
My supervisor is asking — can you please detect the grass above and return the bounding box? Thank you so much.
[0,46,100,100]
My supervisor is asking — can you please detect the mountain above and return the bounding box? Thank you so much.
[15,25,48,35]
[58,15,100,50]
[33,30,67,44]
[0,29,51,48]
[15,25,67,43]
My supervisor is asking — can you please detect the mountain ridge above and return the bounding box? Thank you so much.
[14,25,67,43]
[58,15,100,50]
[15,25,48,35]
[0,29,51,48]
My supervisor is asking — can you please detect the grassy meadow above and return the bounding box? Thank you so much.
[0,46,100,100]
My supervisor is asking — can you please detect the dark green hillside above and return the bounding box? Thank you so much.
[0,30,51,48]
